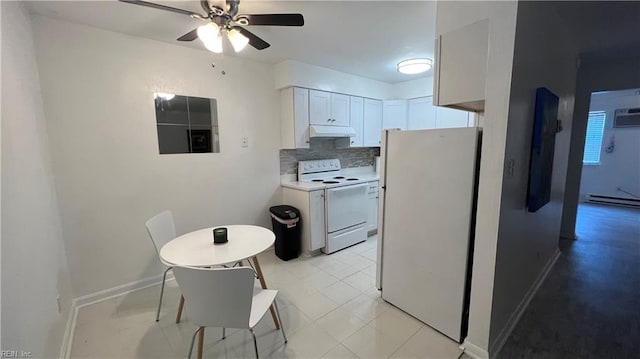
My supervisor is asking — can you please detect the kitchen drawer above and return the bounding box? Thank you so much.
[323,224,367,254]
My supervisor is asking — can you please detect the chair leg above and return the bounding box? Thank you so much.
[176,295,185,323]
[187,327,201,359]
[197,327,205,359]
[250,329,259,359]
[155,267,172,322]
[273,300,287,343]
[222,327,226,339]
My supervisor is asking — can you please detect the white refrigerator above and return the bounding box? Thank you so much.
[376,127,481,343]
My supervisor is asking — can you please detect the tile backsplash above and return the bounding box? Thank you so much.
[280,139,380,175]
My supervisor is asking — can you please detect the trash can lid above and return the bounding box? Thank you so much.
[269,205,300,219]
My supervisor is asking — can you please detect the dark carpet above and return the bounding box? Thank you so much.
[498,203,640,359]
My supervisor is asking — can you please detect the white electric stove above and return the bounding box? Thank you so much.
[298,159,368,253]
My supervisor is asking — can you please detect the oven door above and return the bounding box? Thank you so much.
[326,183,368,233]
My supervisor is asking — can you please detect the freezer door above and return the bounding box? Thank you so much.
[381,127,479,342]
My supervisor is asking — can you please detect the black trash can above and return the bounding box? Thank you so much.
[269,205,301,261]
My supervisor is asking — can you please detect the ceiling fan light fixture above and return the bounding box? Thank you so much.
[203,33,224,53]
[197,23,220,44]
[397,58,432,75]
[227,28,249,52]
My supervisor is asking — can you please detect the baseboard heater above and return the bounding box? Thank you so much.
[586,194,640,209]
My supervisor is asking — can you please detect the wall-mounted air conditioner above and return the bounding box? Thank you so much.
[614,108,640,128]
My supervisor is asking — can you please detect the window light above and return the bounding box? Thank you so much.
[583,111,606,164]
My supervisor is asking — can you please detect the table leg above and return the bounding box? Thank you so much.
[251,255,280,330]
[197,327,204,359]
[176,295,185,323]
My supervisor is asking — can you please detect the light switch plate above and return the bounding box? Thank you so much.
[241,137,248,148]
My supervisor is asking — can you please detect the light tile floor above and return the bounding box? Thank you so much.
[71,236,463,358]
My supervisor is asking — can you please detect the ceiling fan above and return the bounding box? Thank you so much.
[119,0,304,53]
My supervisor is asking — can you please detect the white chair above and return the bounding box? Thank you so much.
[172,266,287,359]
[145,210,184,322]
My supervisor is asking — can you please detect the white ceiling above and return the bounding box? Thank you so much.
[26,0,437,84]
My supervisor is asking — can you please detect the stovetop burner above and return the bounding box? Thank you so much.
[334,176,345,179]
[312,179,324,182]
[323,180,340,184]
[347,178,359,181]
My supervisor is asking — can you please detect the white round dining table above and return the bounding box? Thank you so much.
[160,224,275,267]
[159,224,281,329]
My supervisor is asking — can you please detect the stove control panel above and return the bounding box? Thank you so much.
[299,159,341,175]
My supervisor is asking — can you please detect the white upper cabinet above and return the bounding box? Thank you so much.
[350,96,364,147]
[309,90,350,126]
[331,93,350,126]
[280,87,309,149]
[407,96,437,130]
[433,19,489,112]
[383,100,408,130]
[363,98,383,147]
[309,90,331,125]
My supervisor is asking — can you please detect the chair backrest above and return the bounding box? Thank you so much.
[173,266,255,329]
[145,210,177,254]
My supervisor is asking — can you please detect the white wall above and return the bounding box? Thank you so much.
[435,2,519,356]
[579,90,640,199]
[391,76,434,99]
[1,2,74,356]
[561,58,640,238]
[274,59,435,103]
[490,1,578,355]
[31,16,282,298]
[274,59,393,99]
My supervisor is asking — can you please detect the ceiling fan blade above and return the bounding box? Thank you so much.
[232,26,270,50]
[177,28,199,42]
[241,14,304,26]
[118,0,205,18]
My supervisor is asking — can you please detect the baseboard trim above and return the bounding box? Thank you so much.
[59,272,175,358]
[58,299,78,359]
[461,339,489,359]
[560,233,578,240]
[74,272,175,308]
[488,249,561,358]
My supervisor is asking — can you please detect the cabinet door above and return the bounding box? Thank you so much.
[436,106,470,128]
[350,96,364,147]
[331,93,350,126]
[309,190,326,251]
[280,87,309,149]
[293,87,310,148]
[309,90,332,125]
[363,98,383,147]
[383,100,408,130]
[434,19,488,111]
[408,96,437,130]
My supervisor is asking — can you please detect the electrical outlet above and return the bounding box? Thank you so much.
[241,137,248,148]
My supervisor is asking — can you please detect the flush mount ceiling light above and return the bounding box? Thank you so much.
[397,58,433,75]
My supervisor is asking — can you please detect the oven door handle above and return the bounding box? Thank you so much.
[326,183,368,194]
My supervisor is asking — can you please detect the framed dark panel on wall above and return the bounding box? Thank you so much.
[527,87,559,212]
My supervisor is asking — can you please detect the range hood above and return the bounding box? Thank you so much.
[309,125,357,138]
